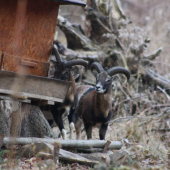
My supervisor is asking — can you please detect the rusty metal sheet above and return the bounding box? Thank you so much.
[0,51,2,69]
[0,0,59,76]
[2,54,49,77]
[0,70,71,103]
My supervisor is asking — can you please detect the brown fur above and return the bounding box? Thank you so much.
[75,62,130,140]
[75,85,113,140]
[66,73,76,105]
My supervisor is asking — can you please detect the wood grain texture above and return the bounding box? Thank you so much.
[0,70,71,103]
[2,54,49,77]
[0,51,2,69]
[0,0,59,76]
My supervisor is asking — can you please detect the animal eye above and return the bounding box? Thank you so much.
[106,78,111,82]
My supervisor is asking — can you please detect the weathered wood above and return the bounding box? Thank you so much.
[140,64,170,94]
[53,40,104,62]
[59,155,99,166]
[109,150,129,166]
[0,100,56,138]
[85,6,113,39]
[77,148,103,153]
[0,70,71,103]
[85,0,126,43]
[78,150,129,166]
[0,51,2,69]
[0,95,31,103]
[78,152,113,164]
[57,15,99,51]
[3,137,122,150]
[143,47,163,60]
[60,148,100,165]
[2,54,50,77]
[0,0,59,63]
[102,141,111,153]
[17,142,99,166]
[53,142,60,164]
[80,151,129,166]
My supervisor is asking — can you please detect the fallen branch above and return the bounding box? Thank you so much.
[57,15,99,51]
[102,141,111,153]
[140,65,170,94]
[53,40,104,62]
[59,148,99,165]
[78,152,111,164]
[3,137,122,150]
[143,47,163,60]
[17,142,99,166]
[59,155,99,166]
[78,150,129,166]
[53,142,60,164]
[76,148,103,153]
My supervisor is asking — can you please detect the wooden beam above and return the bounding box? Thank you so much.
[3,137,122,150]
[0,70,71,103]
[0,95,31,103]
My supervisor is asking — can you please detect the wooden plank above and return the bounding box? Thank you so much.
[0,89,63,103]
[20,60,37,68]
[0,70,71,103]
[3,137,122,150]
[0,95,31,103]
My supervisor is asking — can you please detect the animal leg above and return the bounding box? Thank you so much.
[84,122,93,139]
[99,123,108,140]
[75,117,83,140]
[68,107,75,139]
[51,108,66,139]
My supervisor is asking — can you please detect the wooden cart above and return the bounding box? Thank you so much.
[0,0,86,104]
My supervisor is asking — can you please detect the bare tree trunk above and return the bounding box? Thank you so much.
[0,100,56,138]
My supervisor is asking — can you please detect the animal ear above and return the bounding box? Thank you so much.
[70,66,80,80]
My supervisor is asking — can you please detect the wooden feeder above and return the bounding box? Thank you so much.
[0,0,86,104]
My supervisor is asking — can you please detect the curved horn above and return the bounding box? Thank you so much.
[53,44,62,63]
[64,59,88,68]
[90,62,104,73]
[107,67,130,81]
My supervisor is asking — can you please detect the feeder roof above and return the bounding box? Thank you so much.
[50,0,86,7]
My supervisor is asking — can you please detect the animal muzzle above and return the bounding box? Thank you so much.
[95,84,106,93]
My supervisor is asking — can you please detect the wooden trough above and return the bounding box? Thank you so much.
[0,0,86,104]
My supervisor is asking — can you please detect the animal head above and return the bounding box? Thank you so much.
[91,62,130,93]
[50,44,88,81]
